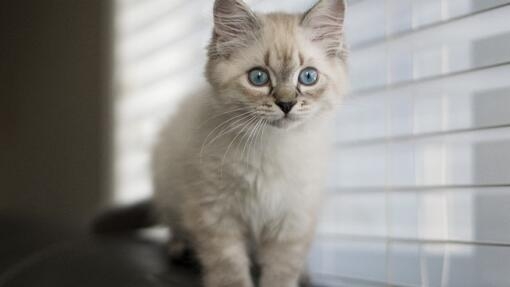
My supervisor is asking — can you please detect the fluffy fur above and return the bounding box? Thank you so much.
[152,0,347,286]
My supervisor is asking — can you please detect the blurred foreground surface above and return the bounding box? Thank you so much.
[0,219,200,287]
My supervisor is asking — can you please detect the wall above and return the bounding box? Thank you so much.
[0,0,112,231]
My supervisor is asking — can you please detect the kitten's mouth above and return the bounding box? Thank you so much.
[268,116,299,129]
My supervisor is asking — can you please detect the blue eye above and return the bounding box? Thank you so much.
[248,68,270,86]
[298,67,319,86]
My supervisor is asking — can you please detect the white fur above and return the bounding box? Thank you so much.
[152,88,333,237]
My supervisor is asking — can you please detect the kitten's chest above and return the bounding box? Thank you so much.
[235,146,319,197]
[232,151,324,239]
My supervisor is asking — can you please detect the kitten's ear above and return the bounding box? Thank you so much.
[212,0,260,58]
[301,0,346,58]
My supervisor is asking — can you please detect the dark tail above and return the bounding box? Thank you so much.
[92,200,157,234]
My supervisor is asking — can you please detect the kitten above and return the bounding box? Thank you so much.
[152,0,348,286]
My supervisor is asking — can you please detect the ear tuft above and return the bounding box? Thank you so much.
[301,0,346,58]
[210,0,260,58]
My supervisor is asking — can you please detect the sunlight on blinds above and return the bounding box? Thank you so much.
[114,0,212,204]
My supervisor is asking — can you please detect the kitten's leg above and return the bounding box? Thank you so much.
[193,229,253,287]
[258,238,310,287]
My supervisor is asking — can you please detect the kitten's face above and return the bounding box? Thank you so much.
[207,0,347,130]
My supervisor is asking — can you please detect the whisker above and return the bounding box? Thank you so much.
[240,117,261,163]
[244,118,263,163]
[220,115,259,179]
[255,119,268,161]
[202,111,255,150]
[248,118,265,162]
[199,110,255,162]
[198,106,251,128]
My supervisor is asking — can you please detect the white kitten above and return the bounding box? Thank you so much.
[152,0,348,286]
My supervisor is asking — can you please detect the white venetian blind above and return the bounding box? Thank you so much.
[310,1,510,286]
[113,0,213,204]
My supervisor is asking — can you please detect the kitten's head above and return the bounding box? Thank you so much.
[206,0,348,130]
